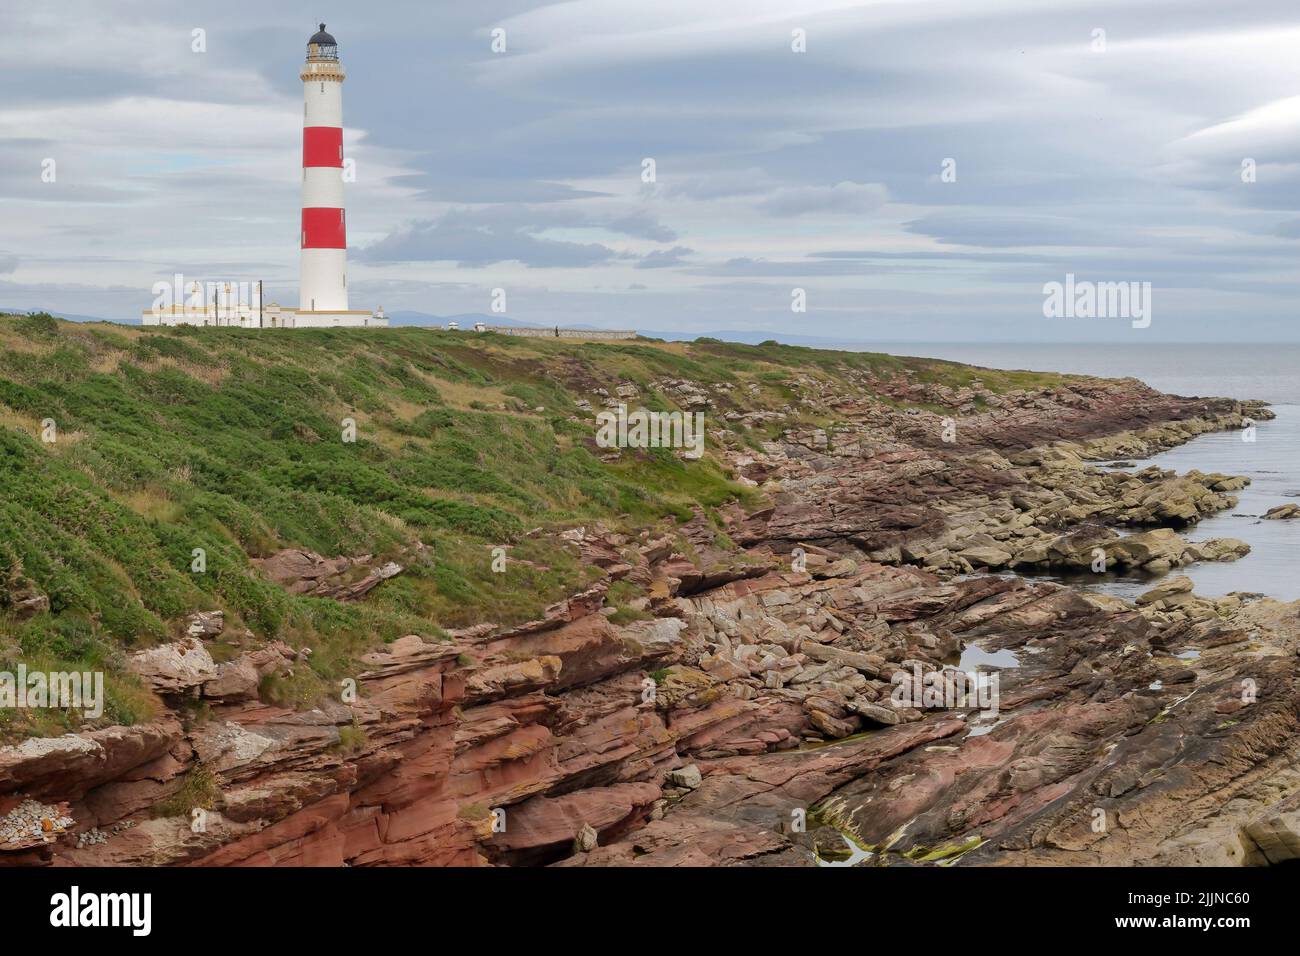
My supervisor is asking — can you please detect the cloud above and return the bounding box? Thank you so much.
[663,169,774,200]
[903,214,1127,249]
[605,211,678,242]
[756,181,888,216]
[357,212,622,268]
[698,257,874,277]
[356,203,684,267]
[635,246,694,268]
[399,177,609,204]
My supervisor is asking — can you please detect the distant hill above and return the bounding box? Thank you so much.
[0,307,120,324]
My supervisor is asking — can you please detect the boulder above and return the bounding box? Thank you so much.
[1187,538,1250,562]
[807,707,860,739]
[1262,503,1300,520]
[667,765,702,790]
[1243,798,1300,865]
[186,610,225,639]
[574,823,599,853]
[10,590,49,621]
[849,698,902,726]
[1136,576,1194,606]
[1106,529,1187,569]
[127,639,218,694]
[202,660,261,701]
[799,642,886,677]
[958,546,1013,569]
[814,558,860,579]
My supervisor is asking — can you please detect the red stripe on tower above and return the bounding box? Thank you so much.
[302,208,346,248]
[303,127,344,167]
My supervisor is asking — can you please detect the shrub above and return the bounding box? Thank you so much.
[153,765,221,818]
[15,312,60,338]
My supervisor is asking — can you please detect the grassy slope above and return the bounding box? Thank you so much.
[0,313,1070,739]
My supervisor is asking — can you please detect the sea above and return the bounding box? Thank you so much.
[866,344,1300,602]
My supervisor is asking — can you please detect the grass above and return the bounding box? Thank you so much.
[607,606,652,625]
[0,314,1078,742]
[153,764,221,818]
[333,722,368,754]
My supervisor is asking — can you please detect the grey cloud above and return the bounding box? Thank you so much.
[810,249,1058,264]
[357,214,621,268]
[356,202,680,267]
[401,178,610,204]
[903,214,1131,249]
[635,246,693,269]
[756,182,888,217]
[696,257,875,277]
[605,211,677,242]
[663,169,773,200]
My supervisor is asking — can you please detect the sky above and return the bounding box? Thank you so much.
[3,0,1300,341]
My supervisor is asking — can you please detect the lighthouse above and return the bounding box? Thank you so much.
[141,23,386,328]
[300,23,348,315]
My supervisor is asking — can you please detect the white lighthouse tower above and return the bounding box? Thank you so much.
[293,24,383,327]
[300,23,348,315]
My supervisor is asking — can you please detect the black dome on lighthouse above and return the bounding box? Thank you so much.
[309,23,336,46]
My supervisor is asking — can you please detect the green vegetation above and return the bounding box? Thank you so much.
[605,579,651,624]
[333,722,368,754]
[153,764,221,818]
[0,316,1076,742]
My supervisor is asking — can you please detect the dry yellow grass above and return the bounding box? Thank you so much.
[89,351,126,374]
[385,397,427,422]
[130,354,230,385]
[0,412,85,448]
[0,409,39,434]
[408,368,512,410]
[117,486,185,524]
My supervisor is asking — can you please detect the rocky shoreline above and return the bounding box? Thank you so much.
[3,371,1298,868]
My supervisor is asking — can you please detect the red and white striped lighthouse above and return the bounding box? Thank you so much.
[300,23,347,313]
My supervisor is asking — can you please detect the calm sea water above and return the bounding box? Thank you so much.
[867,344,1300,601]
